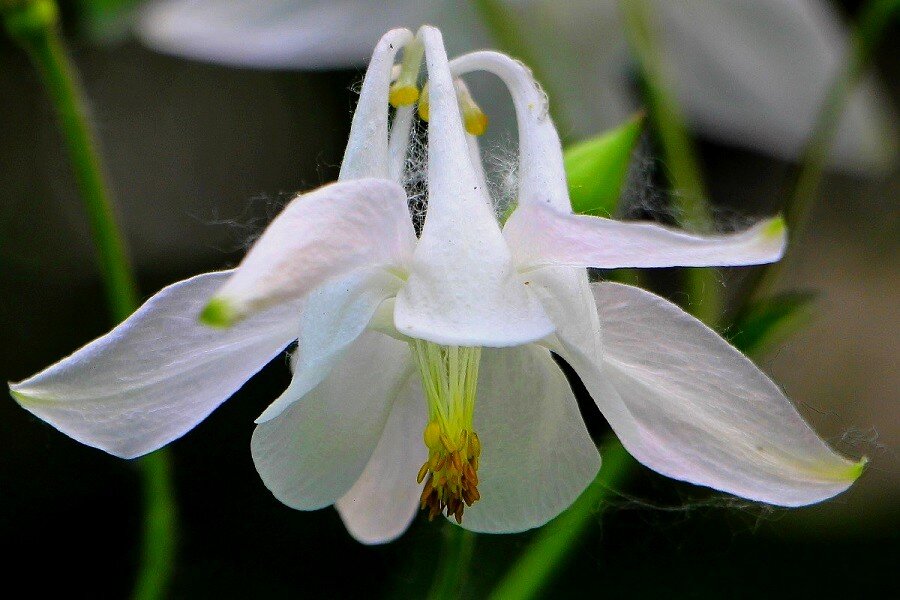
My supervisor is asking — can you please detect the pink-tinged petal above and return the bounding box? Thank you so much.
[10,271,298,459]
[561,282,865,507]
[255,268,403,423]
[394,26,554,347]
[251,332,415,510]
[505,203,786,270]
[205,178,415,326]
[336,377,428,545]
[461,345,600,533]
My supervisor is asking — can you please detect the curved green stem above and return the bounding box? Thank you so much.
[427,525,477,600]
[3,2,177,598]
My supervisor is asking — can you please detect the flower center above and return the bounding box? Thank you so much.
[411,340,483,523]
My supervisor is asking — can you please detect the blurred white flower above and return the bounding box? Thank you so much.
[12,26,863,544]
[136,0,895,171]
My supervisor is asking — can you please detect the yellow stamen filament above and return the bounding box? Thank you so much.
[389,39,425,107]
[412,340,483,523]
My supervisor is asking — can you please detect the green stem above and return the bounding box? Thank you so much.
[618,0,720,326]
[754,0,900,299]
[427,525,477,600]
[3,2,177,598]
[488,439,633,600]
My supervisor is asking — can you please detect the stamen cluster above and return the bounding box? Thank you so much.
[411,340,483,522]
[418,424,481,523]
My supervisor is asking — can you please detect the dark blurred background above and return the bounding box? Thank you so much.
[0,1,896,597]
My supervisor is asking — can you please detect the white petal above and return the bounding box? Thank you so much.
[461,345,600,533]
[10,271,297,459]
[255,268,403,423]
[207,178,415,324]
[564,282,865,507]
[451,50,571,212]
[336,377,428,545]
[340,28,414,181]
[505,203,786,270]
[393,26,554,347]
[251,332,415,510]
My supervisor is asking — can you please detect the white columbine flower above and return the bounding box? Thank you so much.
[11,26,864,544]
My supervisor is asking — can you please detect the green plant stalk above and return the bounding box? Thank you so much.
[4,3,176,599]
[619,0,720,326]
[427,526,477,600]
[488,439,632,600]
[754,0,900,299]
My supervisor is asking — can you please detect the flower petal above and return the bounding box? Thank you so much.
[504,203,786,270]
[564,282,865,507]
[340,28,414,181]
[10,271,298,459]
[461,344,600,533]
[205,178,415,325]
[251,332,415,510]
[393,26,554,347]
[335,377,428,545]
[254,268,403,423]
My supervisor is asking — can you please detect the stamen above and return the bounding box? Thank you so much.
[389,38,424,107]
[412,340,483,522]
[416,79,489,137]
[454,79,489,136]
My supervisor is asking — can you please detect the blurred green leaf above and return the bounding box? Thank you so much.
[730,291,817,356]
[564,112,645,216]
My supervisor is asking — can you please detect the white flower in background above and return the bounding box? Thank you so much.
[136,0,895,172]
[11,26,864,544]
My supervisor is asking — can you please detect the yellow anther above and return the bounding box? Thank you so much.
[468,432,481,458]
[463,110,489,136]
[416,462,429,484]
[389,85,419,107]
[423,421,442,450]
[389,38,424,107]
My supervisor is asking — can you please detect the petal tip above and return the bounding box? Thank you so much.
[848,455,869,481]
[763,215,787,241]
[8,386,31,406]
[199,297,239,328]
